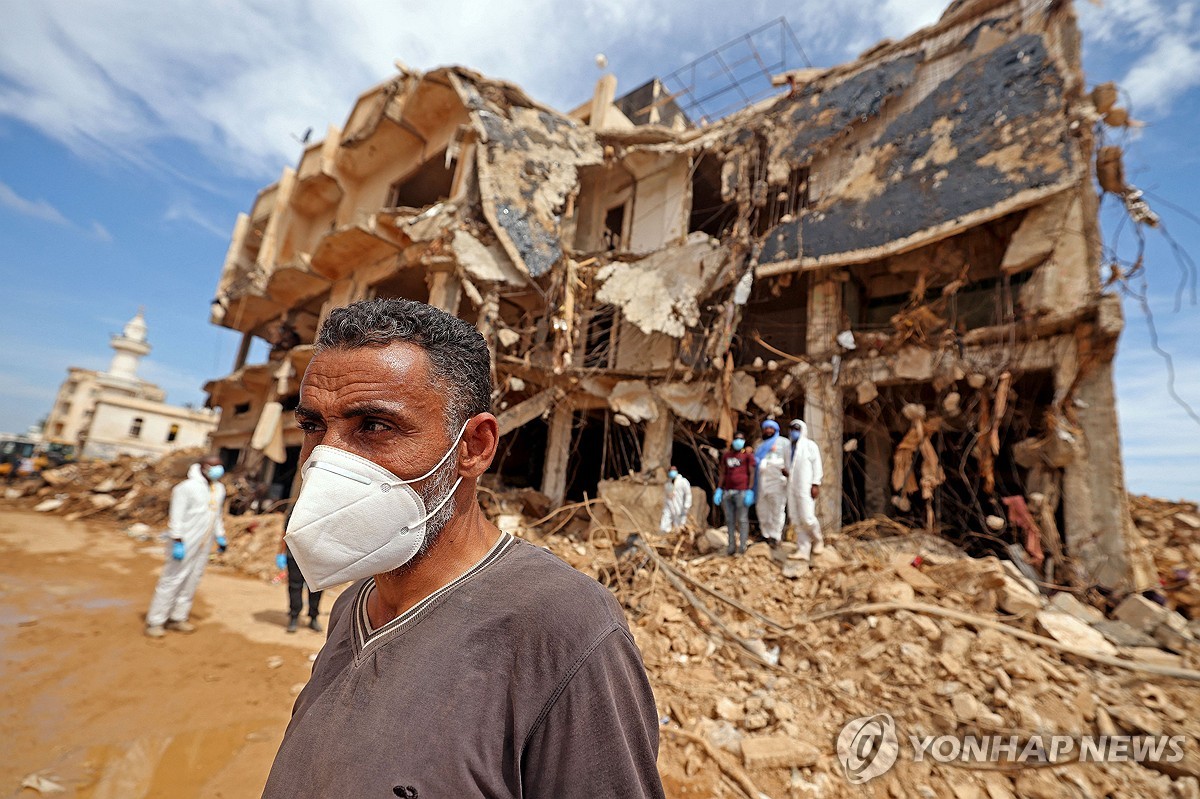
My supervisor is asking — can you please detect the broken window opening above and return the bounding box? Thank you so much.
[128,417,144,439]
[847,270,1034,333]
[602,202,627,252]
[946,271,1033,331]
[564,410,643,502]
[491,415,548,492]
[385,149,453,210]
[841,372,1057,563]
[218,447,242,472]
[733,274,808,366]
[166,424,180,443]
[688,154,738,237]
[233,403,251,416]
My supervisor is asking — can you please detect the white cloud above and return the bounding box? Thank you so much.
[164,199,229,238]
[90,221,113,242]
[0,179,71,225]
[1079,0,1200,117]
[1122,34,1200,115]
[0,0,969,183]
[0,179,114,242]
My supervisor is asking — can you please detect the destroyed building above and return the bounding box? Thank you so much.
[205,0,1153,591]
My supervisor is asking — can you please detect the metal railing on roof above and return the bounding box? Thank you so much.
[658,18,812,126]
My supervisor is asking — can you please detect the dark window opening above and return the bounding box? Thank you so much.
[734,273,808,366]
[850,271,1034,333]
[689,154,739,237]
[166,424,180,443]
[279,393,301,412]
[840,372,1058,564]
[233,402,251,416]
[563,411,643,502]
[386,149,453,210]
[602,203,626,252]
[218,447,242,472]
[491,415,548,492]
[128,417,144,438]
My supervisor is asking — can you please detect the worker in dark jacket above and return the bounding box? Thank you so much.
[714,431,756,555]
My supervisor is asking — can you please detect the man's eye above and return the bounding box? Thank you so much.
[362,419,391,433]
[297,420,322,433]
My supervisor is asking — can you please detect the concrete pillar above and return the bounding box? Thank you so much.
[234,331,253,371]
[427,270,462,315]
[864,424,891,517]
[589,74,617,130]
[804,373,843,534]
[805,274,843,533]
[542,403,574,507]
[1059,353,1154,590]
[641,409,674,474]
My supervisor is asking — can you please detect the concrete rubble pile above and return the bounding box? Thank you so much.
[3,460,1200,796]
[532,502,1200,798]
[1130,495,1200,622]
[4,447,206,526]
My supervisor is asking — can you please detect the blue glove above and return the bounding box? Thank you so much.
[276,553,288,570]
[171,540,186,560]
[744,489,755,507]
[713,488,724,506]
[216,535,228,553]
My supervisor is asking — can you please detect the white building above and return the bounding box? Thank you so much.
[43,310,218,460]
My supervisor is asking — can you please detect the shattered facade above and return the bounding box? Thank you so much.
[206,0,1151,590]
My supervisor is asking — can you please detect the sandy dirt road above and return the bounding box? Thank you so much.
[0,509,342,798]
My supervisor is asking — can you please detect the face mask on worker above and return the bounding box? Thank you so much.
[205,464,225,480]
[284,422,468,591]
[668,469,679,481]
[732,438,745,451]
[789,430,801,442]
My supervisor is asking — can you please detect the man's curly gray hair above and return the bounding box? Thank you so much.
[315,299,493,434]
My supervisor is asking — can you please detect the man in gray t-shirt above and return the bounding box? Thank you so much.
[263,299,663,798]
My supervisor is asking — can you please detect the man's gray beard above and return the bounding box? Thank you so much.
[387,452,459,576]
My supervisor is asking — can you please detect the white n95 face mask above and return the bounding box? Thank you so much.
[284,425,466,591]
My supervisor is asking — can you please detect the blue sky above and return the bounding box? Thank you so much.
[0,0,1197,500]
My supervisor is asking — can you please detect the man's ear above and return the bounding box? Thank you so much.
[458,413,499,478]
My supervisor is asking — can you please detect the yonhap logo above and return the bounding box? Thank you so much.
[836,713,899,783]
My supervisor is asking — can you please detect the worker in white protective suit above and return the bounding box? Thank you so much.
[786,419,824,560]
[754,420,790,543]
[659,466,693,533]
[145,454,227,637]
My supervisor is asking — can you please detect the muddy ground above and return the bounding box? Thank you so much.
[0,510,341,798]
